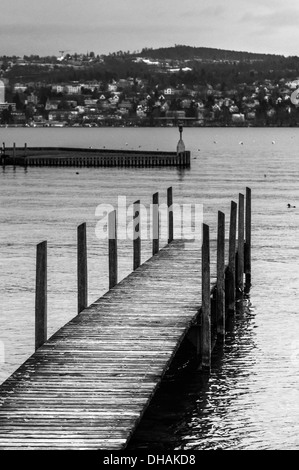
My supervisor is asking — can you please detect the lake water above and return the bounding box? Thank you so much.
[0,126,299,450]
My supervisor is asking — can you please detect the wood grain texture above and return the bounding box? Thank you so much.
[35,241,47,351]
[0,239,224,450]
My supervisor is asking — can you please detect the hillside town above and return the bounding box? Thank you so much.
[1,51,299,127]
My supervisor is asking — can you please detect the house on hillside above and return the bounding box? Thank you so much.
[51,84,65,94]
[45,99,60,110]
[164,87,175,97]
[64,84,81,94]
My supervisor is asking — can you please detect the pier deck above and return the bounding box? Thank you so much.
[0,239,217,450]
[1,146,190,167]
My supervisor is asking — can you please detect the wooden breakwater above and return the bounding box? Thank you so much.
[0,143,190,168]
[0,187,251,449]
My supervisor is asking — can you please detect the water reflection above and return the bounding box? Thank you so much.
[176,166,190,182]
[127,295,257,450]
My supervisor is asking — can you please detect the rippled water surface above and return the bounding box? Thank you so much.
[0,127,299,450]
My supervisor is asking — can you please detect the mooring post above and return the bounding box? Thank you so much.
[226,201,237,313]
[167,186,173,244]
[108,210,118,289]
[152,192,159,255]
[217,211,225,338]
[133,200,141,270]
[77,222,88,314]
[35,241,47,350]
[245,187,252,287]
[24,143,27,157]
[13,142,16,161]
[237,193,245,292]
[201,223,211,371]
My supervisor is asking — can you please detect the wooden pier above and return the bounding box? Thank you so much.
[0,187,251,450]
[0,144,190,168]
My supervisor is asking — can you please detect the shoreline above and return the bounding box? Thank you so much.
[1,122,299,129]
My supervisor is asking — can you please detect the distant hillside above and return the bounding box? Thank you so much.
[137,45,284,62]
[4,43,299,88]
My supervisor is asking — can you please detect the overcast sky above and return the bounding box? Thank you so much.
[1,0,299,57]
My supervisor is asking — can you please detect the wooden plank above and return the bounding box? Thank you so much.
[35,241,47,350]
[216,211,225,337]
[133,200,141,270]
[167,186,173,244]
[108,210,118,289]
[237,193,245,291]
[152,192,159,255]
[226,200,237,312]
[245,186,252,287]
[77,223,87,314]
[201,224,211,371]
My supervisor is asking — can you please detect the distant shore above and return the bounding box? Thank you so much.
[1,122,298,129]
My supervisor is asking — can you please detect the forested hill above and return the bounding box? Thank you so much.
[3,44,299,87]
[136,45,283,62]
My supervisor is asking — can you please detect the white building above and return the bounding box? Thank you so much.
[64,84,82,94]
[0,80,5,103]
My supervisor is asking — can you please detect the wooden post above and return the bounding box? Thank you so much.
[217,211,225,338]
[108,210,118,289]
[77,222,87,314]
[167,186,173,244]
[13,142,16,160]
[201,223,211,371]
[245,187,252,287]
[35,241,47,350]
[152,192,159,255]
[24,143,27,157]
[237,193,245,292]
[133,200,141,270]
[226,201,237,312]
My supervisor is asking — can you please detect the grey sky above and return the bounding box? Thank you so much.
[1,0,299,57]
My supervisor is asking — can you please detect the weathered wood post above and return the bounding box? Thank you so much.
[245,187,252,288]
[24,143,27,157]
[77,222,88,314]
[201,223,211,371]
[237,193,245,292]
[108,210,118,289]
[152,192,159,255]
[133,200,141,270]
[226,201,237,312]
[167,186,173,244]
[216,211,225,338]
[35,241,47,350]
[13,142,16,162]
